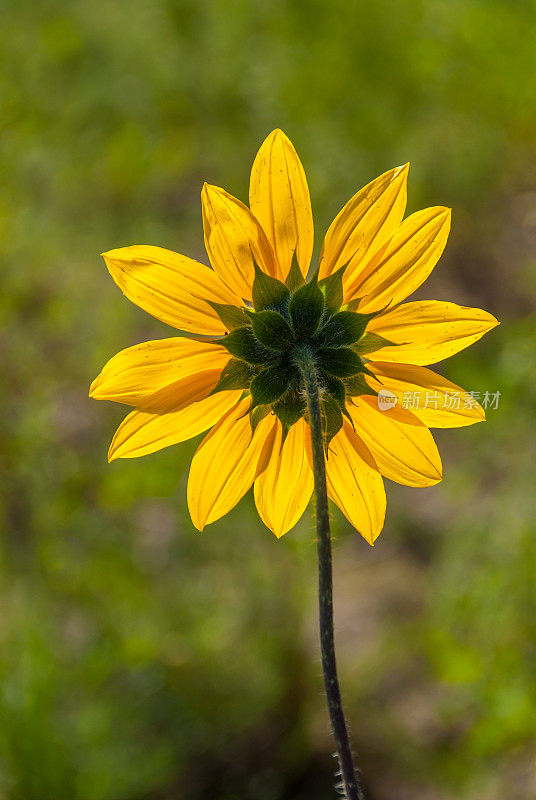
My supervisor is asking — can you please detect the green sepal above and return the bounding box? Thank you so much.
[210,358,254,394]
[318,264,346,315]
[318,310,370,348]
[218,327,271,364]
[251,259,290,312]
[317,347,364,378]
[207,302,251,331]
[346,299,392,317]
[340,405,355,429]
[320,371,346,407]
[273,388,306,434]
[321,393,343,455]
[353,332,396,355]
[344,373,377,397]
[285,250,306,292]
[360,361,377,379]
[250,309,293,351]
[249,404,272,432]
[320,371,354,428]
[250,364,290,409]
[289,279,325,338]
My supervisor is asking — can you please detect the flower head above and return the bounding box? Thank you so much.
[90,130,498,543]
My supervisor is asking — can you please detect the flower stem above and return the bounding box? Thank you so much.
[296,346,364,800]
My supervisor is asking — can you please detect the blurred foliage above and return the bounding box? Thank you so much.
[1,0,535,798]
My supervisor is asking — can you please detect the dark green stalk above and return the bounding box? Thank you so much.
[296,345,364,800]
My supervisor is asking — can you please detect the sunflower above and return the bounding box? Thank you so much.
[90,129,498,543]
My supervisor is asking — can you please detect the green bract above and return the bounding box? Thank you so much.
[211,259,386,449]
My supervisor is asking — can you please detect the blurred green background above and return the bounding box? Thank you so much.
[1,1,535,798]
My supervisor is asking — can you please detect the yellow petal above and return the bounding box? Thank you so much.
[365,300,499,365]
[90,338,229,406]
[108,371,241,461]
[367,361,486,428]
[254,418,314,537]
[318,164,408,287]
[249,129,314,281]
[201,183,278,300]
[350,207,451,309]
[187,399,276,530]
[325,421,386,544]
[103,246,241,336]
[348,397,442,487]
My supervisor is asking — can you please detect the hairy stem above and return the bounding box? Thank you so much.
[296,345,364,800]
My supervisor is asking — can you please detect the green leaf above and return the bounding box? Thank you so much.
[353,332,396,355]
[211,358,253,394]
[251,309,293,351]
[249,404,272,432]
[321,394,343,454]
[250,364,290,408]
[252,259,290,312]
[284,250,306,292]
[219,327,271,364]
[319,310,370,347]
[318,265,346,315]
[344,373,377,397]
[207,302,251,331]
[289,280,325,338]
[318,347,364,378]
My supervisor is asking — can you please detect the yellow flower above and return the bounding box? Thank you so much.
[90,129,498,543]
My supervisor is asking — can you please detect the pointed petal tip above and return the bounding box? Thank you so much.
[273,526,289,539]
[386,162,409,188]
[471,309,500,333]
[201,181,220,197]
[472,402,486,423]
[89,375,103,399]
[107,437,125,463]
[466,414,486,426]
[356,521,384,546]
[360,530,376,546]
[266,127,287,141]
[188,507,207,532]
[101,248,134,266]
[101,247,138,261]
